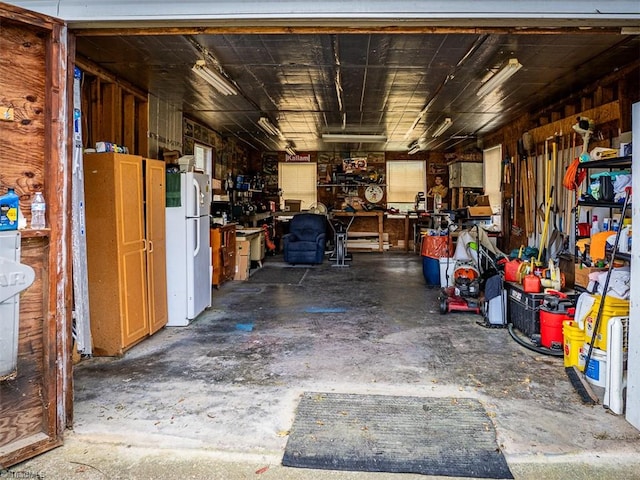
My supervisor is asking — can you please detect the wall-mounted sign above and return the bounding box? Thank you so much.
[285,153,311,162]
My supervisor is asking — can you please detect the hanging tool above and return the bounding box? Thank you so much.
[512,138,525,236]
[522,132,535,237]
[547,133,563,258]
[537,136,556,264]
[572,116,595,161]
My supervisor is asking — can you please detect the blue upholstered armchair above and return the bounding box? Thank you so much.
[283,213,327,264]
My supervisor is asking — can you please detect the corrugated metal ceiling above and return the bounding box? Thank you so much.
[75,29,639,153]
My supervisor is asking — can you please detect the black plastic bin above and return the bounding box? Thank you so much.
[505,281,547,338]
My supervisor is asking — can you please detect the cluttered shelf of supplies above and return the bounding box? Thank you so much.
[573,155,632,292]
[564,146,631,411]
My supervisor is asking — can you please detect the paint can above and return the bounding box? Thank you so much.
[562,320,585,368]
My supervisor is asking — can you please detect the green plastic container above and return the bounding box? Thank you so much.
[0,188,19,231]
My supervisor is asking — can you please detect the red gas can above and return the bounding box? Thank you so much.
[504,258,523,282]
[522,273,541,293]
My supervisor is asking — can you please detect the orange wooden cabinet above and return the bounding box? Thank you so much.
[84,153,168,356]
[211,223,236,287]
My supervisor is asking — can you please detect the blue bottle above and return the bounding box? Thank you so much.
[0,188,19,230]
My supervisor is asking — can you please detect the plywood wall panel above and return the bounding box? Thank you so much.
[0,20,46,216]
[0,3,68,467]
[0,238,48,452]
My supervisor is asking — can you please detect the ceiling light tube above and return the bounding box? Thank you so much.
[322,134,387,143]
[408,142,421,155]
[476,58,523,97]
[404,104,431,140]
[431,118,453,138]
[258,117,286,140]
[192,61,238,96]
[285,144,297,156]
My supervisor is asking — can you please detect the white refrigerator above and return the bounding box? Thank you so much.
[166,172,212,326]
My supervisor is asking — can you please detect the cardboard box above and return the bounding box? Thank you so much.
[285,200,302,212]
[574,266,607,288]
[467,206,493,217]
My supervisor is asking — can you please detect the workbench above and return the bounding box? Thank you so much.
[332,211,385,252]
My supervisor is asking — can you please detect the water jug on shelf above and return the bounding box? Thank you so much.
[30,191,46,230]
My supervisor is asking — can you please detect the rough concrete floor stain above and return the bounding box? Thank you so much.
[14,253,640,479]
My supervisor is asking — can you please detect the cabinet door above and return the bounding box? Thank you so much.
[225,226,237,280]
[211,228,222,285]
[145,159,168,334]
[114,155,149,347]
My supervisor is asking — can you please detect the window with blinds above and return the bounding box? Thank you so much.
[386,160,426,206]
[278,162,317,210]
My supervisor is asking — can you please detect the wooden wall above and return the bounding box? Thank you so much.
[258,150,447,248]
[0,4,70,467]
[475,63,640,253]
[76,56,149,156]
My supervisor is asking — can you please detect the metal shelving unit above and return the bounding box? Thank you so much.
[574,155,632,266]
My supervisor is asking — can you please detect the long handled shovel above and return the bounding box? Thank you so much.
[537,138,557,263]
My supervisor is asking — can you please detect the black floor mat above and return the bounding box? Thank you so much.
[248,266,308,284]
[283,392,513,479]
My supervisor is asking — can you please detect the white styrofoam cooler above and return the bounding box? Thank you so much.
[439,257,455,287]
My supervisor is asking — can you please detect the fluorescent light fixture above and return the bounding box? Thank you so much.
[431,118,453,138]
[476,58,523,97]
[258,117,286,141]
[408,142,421,155]
[285,144,297,156]
[404,103,431,139]
[322,134,386,143]
[192,60,238,96]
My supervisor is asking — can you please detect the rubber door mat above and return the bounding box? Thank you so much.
[283,392,513,479]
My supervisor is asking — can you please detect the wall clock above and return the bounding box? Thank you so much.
[364,185,384,203]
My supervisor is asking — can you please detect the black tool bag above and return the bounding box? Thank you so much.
[599,175,615,202]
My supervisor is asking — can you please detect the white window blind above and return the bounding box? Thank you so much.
[278,162,317,209]
[386,160,426,203]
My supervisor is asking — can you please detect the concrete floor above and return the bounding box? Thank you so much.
[13,252,640,479]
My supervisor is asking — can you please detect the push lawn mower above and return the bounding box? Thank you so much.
[438,226,507,315]
[439,261,482,314]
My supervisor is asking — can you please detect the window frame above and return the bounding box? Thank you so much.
[386,160,427,211]
[278,162,318,210]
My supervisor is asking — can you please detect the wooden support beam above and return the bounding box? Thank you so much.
[75,56,147,101]
[90,78,102,147]
[101,82,122,145]
[564,104,577,118]
[138,100,149,157]
[71,25,625,37]
[581,97,593,111]
[123,93,136,153]
[527,100,621,150]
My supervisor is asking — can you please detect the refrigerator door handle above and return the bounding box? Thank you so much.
[192,176,202,217]
[193,217,201,258]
